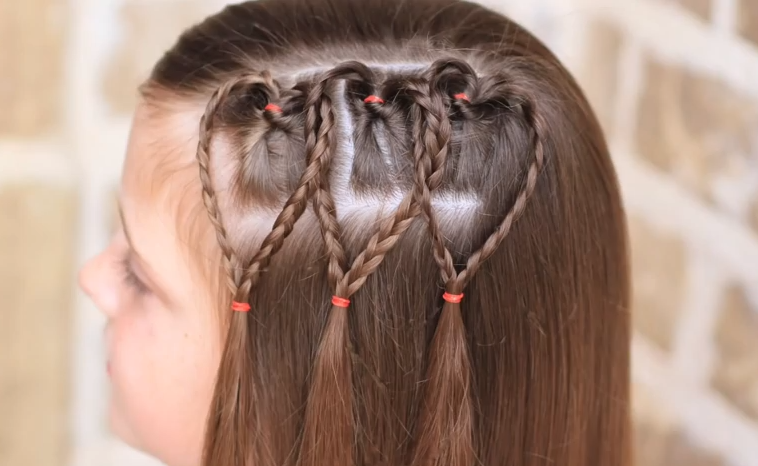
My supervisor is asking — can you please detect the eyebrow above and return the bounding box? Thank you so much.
[118,202,174,305]
[118,204,135,252]
[118,204,148,265]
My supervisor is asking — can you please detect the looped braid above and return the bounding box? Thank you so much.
[198,70,288,465]
[404,65,476,466]
[409,65,546,466]
[332,76,431,297]
[199,60,545,466]
[306,62,377,290]
[296,61,389,466]
[334,75,449,299]
[455,83,546,288]
[233,69,373,307]
[403,72,457,286]
[414,59,480,288]
[196,71,279,300]
[201,69,335,464]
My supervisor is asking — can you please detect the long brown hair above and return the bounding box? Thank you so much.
[145,0,631,465]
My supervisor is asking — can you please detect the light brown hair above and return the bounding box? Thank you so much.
[144,0,631,465]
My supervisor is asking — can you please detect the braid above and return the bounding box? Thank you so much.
[404,78,457,286]
[336,187,423,297]
[456,88,546,288]
[236,98,330,296]
[198,61,545,466]
[309,89,348,289]
[300,67,437,466]
[196,72,278,298]
[409,59,480,287]
[406,66,475,466]
[201,71,330,465]
[336,83,425,298]
[297,62,379,466]
[197,71,280,466]
[410,67,547,466]
[331,100,437,298]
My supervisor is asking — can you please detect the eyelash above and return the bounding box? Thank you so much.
[120,255,149,295]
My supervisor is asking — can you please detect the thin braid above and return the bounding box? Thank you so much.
[337,181,423,297]
[404,80,458,285]
[199,71,293,466]
[305,62,377,291]
[234,67,370,302]
[410,75,547,466]
[456,104,546,287]
[408,59,479,287]
[196,72,279,298]
[335,82,427,298]
[296,62,379,466]
[309,87,348,288]
[234,91,332,301]
[407,71,475,466]
[207,70,354,464]
[423,59,477,181]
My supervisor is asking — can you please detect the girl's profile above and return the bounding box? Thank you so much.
[79,0,631,465]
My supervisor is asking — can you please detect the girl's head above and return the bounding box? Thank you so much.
[79,0,630,465]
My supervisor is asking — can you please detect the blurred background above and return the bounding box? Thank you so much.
[1,0,757,465]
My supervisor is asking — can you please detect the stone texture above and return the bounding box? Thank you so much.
[0,184,78,466]
[633,382,678,430]
[101,1,216,114]
[632,383,725,466]
[577,19,623,135]
[629,216,688,350]
[712,285,758,421]
[636,58,758,207]
[0,0,67,137]
[738,0,758,46]
[671,0,712,21]
[635,421,727,466]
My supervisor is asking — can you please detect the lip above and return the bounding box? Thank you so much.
[103,325,112,377]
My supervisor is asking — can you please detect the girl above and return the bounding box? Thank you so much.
[79,0,631,465]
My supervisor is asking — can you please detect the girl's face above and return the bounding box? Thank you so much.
[79,103,221,466]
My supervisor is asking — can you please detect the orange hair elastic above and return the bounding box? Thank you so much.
[331,296,351,308]
[231,301,251,312]
[453,93,470,102]
[264,103,283,113]
[442,292,464,304]
[364,95,384,104]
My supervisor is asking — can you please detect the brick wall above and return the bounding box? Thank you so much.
[1,0,756,465]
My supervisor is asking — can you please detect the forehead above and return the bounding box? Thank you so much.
[121,100,219,284]
[123,101,202,189]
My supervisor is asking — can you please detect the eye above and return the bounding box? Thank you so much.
[119,254,150,295]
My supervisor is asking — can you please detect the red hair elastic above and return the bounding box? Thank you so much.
[332,296,351,308]
[442,292,464,304]
[364,95,385,104]
[231,301,251,312]
[264,103,283,113]
[453,93,470,102]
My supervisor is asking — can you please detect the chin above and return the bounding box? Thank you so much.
[108,402,203,466]
[108,401,144,453]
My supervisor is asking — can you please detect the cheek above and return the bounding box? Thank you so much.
[108,308,219,466]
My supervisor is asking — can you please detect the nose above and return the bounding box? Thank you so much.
[79,249,119,318]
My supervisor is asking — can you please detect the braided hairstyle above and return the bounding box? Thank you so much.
[146,0,631,465]
[197,72,323,463]
[196,60,547,466]
[408,61,548,466]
